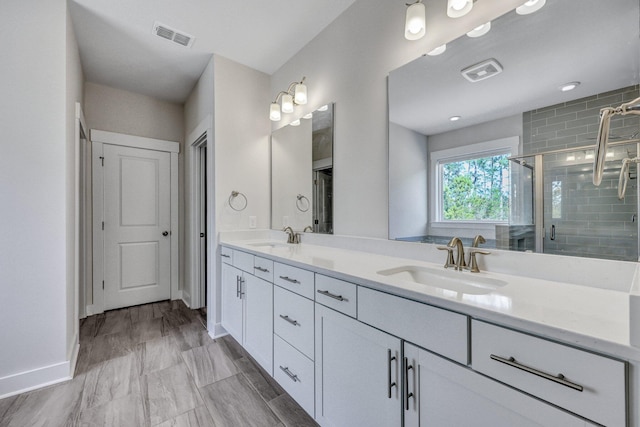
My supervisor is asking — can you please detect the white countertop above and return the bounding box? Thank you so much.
[221,239,639,361]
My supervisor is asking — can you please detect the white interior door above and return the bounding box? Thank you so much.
[103,144,171,310]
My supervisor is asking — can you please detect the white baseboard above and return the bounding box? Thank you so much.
[209,322,228,339]
[67,339,80,379]
[0,360,73,400]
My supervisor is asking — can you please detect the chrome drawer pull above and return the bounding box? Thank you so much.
[279,366,299,382]
[279,314,299,326]
[221,254,231,258]
[489,354,584,392]
[254,266,270,273]
[317,290,346,302]
[403,357,414,410]
[279,275,300,284]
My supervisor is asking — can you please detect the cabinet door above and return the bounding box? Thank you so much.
[221,263,243,343]
[315,304,401,427]
[244,274,273,375]
[407,343,596,427]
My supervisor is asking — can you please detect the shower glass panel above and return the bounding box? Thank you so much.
[500,156,536,252]
[542,144,639,261]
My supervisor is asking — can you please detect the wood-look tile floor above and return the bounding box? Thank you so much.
[0,300,318,427]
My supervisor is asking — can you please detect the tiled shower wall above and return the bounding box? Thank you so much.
[522,85,640,261]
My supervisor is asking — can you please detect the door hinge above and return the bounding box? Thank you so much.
[99,156,104,166]
[102,221,104,230]
[102,280,104,290]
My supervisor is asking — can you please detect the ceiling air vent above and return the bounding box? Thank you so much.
[461,58,503,83]
[152,21,195,48]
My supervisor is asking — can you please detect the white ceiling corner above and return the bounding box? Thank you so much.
[69,0,357,103]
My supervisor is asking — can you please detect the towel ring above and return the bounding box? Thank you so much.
[229,191,248,211]
[296,194,310,212]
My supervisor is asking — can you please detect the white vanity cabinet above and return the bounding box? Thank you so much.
[220,250,273,375]
[403,342,597,427]
[315,303,402,427]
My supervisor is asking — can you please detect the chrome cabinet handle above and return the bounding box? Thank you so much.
[388,349,397,398]
[254,266,270,273]
[490,354,584,392]
[239,277,245,298]
[221,254,231,258]
[279,314,299,326]
[236,276,240,298]
[279,276,300,284]
[403,357,414,410]
[317,290,346,302]
[279,366,299,382]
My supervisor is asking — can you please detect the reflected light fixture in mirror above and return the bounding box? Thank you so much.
[516,0,546,15]
[405,0,426,40]
[447,0,473,18]
[466,21,491,38]
[269,76,308,121]
[427,44,447,56]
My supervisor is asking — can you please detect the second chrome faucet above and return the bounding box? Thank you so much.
[438,235,490,273]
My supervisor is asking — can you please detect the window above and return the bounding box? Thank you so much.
[430,137,519,224]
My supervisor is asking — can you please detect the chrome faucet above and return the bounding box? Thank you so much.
[448,237,466,271]
[467,234,490,273]
[283,227,297,244]
[303,225,313,232]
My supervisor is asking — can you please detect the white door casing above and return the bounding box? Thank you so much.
[91,130,179,315]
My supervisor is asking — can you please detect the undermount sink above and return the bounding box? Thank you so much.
[376,265,507,295]
[248,242,290,248]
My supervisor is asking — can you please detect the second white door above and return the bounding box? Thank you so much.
[103,144,171,310]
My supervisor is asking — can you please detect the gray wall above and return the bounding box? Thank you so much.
[523,85,640,260]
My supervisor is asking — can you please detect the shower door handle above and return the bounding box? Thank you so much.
[550,224,556,241]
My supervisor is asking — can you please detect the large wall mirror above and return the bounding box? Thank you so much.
[389,0,640,261]
[271,104,334,233]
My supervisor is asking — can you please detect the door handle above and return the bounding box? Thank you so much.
[162,231,169,237]
[388,349,397,398]
[404,357,414,410]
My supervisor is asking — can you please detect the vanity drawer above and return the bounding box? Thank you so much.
[274,334,315,417]
[274,286,315,359]
[220,246,233,264]
[315,274,357,318]
[358,286,468,364]
[472,320,626,427]
[233,250,254,273]
[253,256,274,282]
[274,263,315,299]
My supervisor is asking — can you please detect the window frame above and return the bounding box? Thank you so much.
[430,136,520,228]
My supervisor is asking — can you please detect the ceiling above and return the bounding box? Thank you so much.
[69,0,357,103]
[389,0,640,136]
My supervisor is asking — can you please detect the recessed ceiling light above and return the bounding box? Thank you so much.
[467,22,491,38]
[516,0,546,15]
[303,113,313,119]
[449,116,461,122]
[318,105,329,111]
[290,119,301,126]
[560,81,580,92]
[427,44,447,56]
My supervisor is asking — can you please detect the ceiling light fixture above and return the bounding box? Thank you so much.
[318,105,329,112]
[466,21,491,38]
[303,113,313,119]
[449,116,461,121]
[447,0,473,18]
[427,44,447,56]
[560,81,580,92]
[516,0,546,15]
[405,0,426,40]
[269,77,308,122]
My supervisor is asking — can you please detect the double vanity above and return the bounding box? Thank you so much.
[219,237,637,426]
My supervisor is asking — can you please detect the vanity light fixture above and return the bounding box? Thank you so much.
[447,0,473,18]
[467,21,491,38]
[269,77,308,122]
[516,0,546,15]
[427,44,447,56]
[405,0,426,40]
[560,81,580,92]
